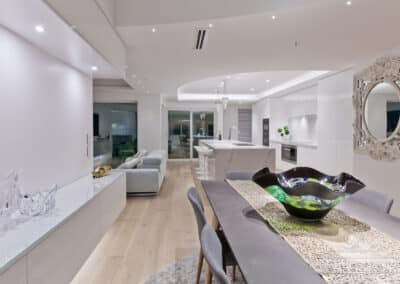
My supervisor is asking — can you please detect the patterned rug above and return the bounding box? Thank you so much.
[140,255,245,284]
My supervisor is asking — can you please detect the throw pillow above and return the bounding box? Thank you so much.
[118,157,140,169]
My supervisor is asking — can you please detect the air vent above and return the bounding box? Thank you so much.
[194,28,208,50]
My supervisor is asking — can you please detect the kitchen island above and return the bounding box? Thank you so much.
[200,140,276,180]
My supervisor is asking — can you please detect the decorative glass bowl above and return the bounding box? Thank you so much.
[252,167,365,221]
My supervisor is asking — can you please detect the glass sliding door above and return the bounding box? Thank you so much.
[168,111,191,159]
[192,112,214,158]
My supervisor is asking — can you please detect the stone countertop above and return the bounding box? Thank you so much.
[200,140,272,150]
[270,139,318,149]
[0,172,125,274]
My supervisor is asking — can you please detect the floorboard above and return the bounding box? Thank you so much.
[71,161,212,284]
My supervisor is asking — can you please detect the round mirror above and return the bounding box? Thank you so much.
[364,82,400,140]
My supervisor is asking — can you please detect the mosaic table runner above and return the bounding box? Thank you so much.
[226,179,400,284]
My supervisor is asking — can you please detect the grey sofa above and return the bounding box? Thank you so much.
[115,150,167,195]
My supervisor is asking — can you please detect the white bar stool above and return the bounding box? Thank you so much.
[194,146,205,174]
[197,147,213,180]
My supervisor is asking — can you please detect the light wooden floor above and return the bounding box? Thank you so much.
[71,161,212,284]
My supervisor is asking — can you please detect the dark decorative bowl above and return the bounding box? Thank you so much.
[252,167,365,221]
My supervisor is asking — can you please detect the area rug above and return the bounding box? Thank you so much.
[140,255,245,284]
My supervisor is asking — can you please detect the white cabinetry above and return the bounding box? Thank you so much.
[0,173,126,284]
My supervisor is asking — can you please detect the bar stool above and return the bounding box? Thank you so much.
[194,146,205,174]
[197,147,213,180]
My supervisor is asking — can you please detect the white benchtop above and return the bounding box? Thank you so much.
[0,172,125,274]
[270,139,318,149]
[200,140,272,150]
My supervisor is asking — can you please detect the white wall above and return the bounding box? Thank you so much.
[252,67,400,217]
[0,26,93,192]
[137,94,162,151]
[223,105,239,140]
[253,86,318,144]
[222,104,253,141]
[252,97,270,144]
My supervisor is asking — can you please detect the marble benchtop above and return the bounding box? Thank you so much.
[0,172,125,274]
[270,139,318,149]
[200,140,272,150]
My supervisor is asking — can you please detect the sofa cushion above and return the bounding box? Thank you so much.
[142,150,166,166]
[134,149,148,159]
[118,157,140,169]
[125,156,134,162]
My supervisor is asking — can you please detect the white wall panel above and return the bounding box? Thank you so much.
[0,257,26,284]
[0,26,92,191]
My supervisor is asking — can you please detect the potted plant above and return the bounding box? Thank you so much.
[277,125,290,140]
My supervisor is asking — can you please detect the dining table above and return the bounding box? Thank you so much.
[201,180,400,284]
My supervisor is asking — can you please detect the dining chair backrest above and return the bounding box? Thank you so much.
[201,224,232,284]
[225,171,256,181]
[187,187,207,240]
[350,188,394,214]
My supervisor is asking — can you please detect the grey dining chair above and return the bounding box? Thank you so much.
[201,224,232,284]
[187,187,237,284]
[225,170,256,180]
[349,188,394,214]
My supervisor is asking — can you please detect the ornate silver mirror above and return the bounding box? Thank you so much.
[354,56,400,160]
[364,82,400,141]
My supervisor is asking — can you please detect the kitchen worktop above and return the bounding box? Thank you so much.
[270,139,318,149]
[0,172,125,274]
[199,140,275,180]
[200,139,271,150]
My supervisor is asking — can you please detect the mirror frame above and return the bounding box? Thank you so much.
[353,56,400,160]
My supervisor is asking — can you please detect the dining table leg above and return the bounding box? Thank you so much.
[211,213,220,229]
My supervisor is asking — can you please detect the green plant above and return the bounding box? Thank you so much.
[283,126,290,136]
[277,126,290,137]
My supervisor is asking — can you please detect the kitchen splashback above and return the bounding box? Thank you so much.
[288,114,317,142]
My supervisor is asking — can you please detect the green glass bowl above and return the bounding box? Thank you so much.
[253,167,365,221]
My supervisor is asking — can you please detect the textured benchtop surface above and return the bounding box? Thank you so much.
[200,139,272,150]
[0,172,125,274]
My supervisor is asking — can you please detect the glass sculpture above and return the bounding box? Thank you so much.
[0,171,58,233]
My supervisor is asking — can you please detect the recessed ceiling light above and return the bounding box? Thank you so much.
[91,66,98,71]
[266,79,271,83]
[346,1,352,5]
[250,88,256,92]
[35,25,45,33]
[151,28,157,33]
[208,23,213,28]
[146,90,150,94]
[271,15,277,20]
[226,75,231,79]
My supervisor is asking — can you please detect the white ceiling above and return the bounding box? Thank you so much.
[114,0,400,98]
[0,0,121,80]
[115,0,318,26]
[5,0,400,101]
[180,71,307,94]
